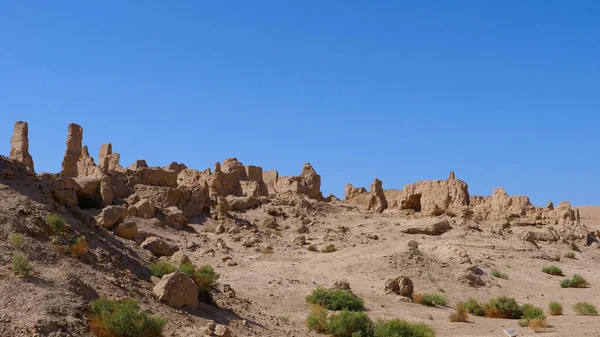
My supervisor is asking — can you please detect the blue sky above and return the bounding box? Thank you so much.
[1,1,598,206]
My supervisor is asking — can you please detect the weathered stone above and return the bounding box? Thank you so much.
[394,178,469,215]
[113,222,138,240]
[141,237,174,257]
[396,219,452,235]
[168,251,192,267]
[134,199,155,219]
[60,123,83,178]
[384,276,413,298]
[153,272,198,309]
[367,178,388,213]
[292,235,306,245]
[134,185,207,217]
[163,206,187,229]
[96,205,127,229]
[127,160,148,171]
[214,324,231,337]
[9,121,34,170]
[263,170,279,195]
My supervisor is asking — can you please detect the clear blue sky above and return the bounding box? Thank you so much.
[1,1,598,206]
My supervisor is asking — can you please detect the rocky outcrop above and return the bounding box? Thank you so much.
[96,205,127,229]
[141,237,174,257]
[274,163,323,200]
[127,160,148,170]
[9,121,34,171]
[367,178,388,213]
[345,184,367,200]
[134,185,207,217]
[153,272,198,309]
[383,276,413,298]
[60,123,83,178]
[393,175,470,215]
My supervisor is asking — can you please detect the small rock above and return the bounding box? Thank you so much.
[113,222,138,240]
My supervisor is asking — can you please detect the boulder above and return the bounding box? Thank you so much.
[9,121,34,170]
[396,219,452,235]
[168,251,192,267]
[383,276,413,298]
[163,206,187,229]
[141,237,174,257]
[227,196,260,211]
[113,222,138,240]
[153,272,198,309]
[96,205,127,229]
[134,199,155,219]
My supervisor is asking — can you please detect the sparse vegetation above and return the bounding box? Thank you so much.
[492,270,508,279]
[306,305,329,333]
[464,298,485,316]
[306,287,365,311]
[308,245,318,252]
[548,302,563,316]
[484,296,523,319]
[552,254,561,262]
[325,310,373,337]
[46,213,66,235]
[564,252,576,259]
[373,319,436,337]
[89,297,166,337]
[573,302,598,316]
[449,302,469,322]
[203,224,216,233]
[193,264,220,294]
[275,231,282,237]
[261,248,274,254]
[542,266,563,276]
[11,253,33,277]
[148,261,175,278]
[528,319,548,333]
[413,293,447,307]
[519,304,546,327]
[177,264,196,278]
[322,244,338,253]
[69,235,89,258]
[560,274,589,288]
[10,233,25,248]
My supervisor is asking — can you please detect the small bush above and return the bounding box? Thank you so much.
[90,297,166,337]
[548,302,563,316]
[70,236,89,258]
[46,213,66,235]
[413,293,447,307]
[484,296,523,319]
[177,264,196,278]
[573,302,598,316]
[194,264,220,294]
[325,310,373,337]
[373,319,436,337]
[11,253,33,277]
[529,319,548,333]
[306,287,365,311]
[10,233,25,248]
[449,302,469,322]
[564,252,576,259]
[322,244,338,253]
[519,303,546,327]
[542,266,563,276]
[492,270,508,279]
[560,274,589,288]
[464,298,485,316]
[308,245,318,252]
[261,248,274,254]
[306,305,328,333]
[148,261,175,278]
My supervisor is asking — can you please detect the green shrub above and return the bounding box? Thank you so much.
[46,213,66,235]
[484,296,523,319]
[548,302,563,316]
[10,233,25,248]
[492,270,508,279]
[148,261,175,278]
[306,305,328,333]
[193,264,220,294]
[322,244,338,253]
[90,297,166,337]
[542,266,563,276]
[306,287,365,311]
[326,310,374,337]
[464,298,485,316]
[560,274,589,288]
[373,320,436,337]
[519,303,546,326]
[573,302,598,316]
[564,252,576,259]
[177,264,196,278]
[413,293,447,307]
[11,253,33,277]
